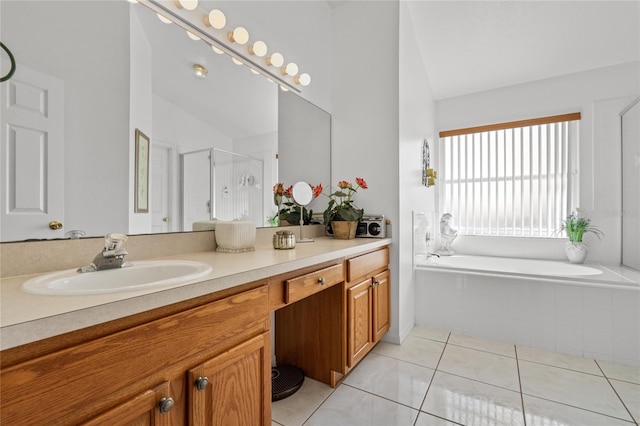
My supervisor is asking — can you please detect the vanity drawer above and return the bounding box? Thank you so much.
[347,247,389,282]
[285,264,344,304]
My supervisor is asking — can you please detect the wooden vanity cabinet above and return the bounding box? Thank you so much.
[273,261,345,386]
[81,381,176,426]
[273,247,391,388]
[346,247,391,369]
[187,332,270,426]
[0,286,271,425]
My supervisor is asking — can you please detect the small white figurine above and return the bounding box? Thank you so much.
[439,213,457,255]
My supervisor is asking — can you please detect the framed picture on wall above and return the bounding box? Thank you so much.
[134,129,150,213]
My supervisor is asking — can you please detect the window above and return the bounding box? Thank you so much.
[439,113,580,237]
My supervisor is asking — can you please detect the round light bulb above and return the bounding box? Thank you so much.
[266,52,284,68]
[250,68,260,75]
[295,73,311,86]
[212,45,224,55]
[203,9,226,29]
[192,64,208,79]
[127,0,138,4]
[228,27,249,45]
[232,57,243,66]
[186,31,200,41]
[280,86,289,92]
[157,13,172,24]
[284,62,298,76]
[174,0,198,11]
[248,40,268,57]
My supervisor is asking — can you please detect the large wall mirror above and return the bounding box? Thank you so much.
[0,0,330,242]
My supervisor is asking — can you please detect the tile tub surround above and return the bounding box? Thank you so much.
[272,326,639,426]
[415,262,640,367]
[0,234,389,350]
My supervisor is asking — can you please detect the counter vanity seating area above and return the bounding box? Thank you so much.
[0,230,391,425]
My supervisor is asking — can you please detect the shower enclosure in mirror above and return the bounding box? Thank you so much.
[181,149,264,231]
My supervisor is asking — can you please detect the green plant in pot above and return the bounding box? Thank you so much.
[323,178,368,239]
[560,209,603,264]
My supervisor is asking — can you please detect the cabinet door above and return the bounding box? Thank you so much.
[81,381,174,426]
[347,278,373,368]
[372,270,391,343]
[188,332,270,426]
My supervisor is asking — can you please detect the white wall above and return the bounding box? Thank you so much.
[332,2,401,342]
[398,3,437,342]
[436,61,640,264]
[129,7,153,235]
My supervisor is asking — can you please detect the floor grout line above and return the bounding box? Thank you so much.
[515,345,527,426]
[297,383,337,426]
[594,359,639,425]
[413,331,451,426]
[283,329,640,426]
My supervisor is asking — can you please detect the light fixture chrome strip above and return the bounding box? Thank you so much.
[138,0,301,93]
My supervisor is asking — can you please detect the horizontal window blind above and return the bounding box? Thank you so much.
[439,113,580,237]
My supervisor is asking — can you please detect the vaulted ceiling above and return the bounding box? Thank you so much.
[407,1,640,99]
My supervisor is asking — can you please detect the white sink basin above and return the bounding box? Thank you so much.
[22,260,213,296]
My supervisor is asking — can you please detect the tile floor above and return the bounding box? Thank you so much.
[272,326,640,426]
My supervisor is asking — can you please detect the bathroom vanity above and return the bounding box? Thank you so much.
[0,238,390,425]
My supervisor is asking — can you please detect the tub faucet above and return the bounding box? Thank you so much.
[78,233,129,273]
[424,232,440,259]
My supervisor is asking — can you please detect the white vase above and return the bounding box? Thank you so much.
[565,241,588,264]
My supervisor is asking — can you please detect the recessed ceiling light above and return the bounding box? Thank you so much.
[192,63,208,79]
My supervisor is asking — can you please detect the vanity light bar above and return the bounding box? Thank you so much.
[138,0,303,93]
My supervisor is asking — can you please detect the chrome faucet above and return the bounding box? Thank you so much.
[78,233,129,272]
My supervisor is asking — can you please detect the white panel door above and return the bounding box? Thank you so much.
[151,143,171,233]
[1,65,64,242]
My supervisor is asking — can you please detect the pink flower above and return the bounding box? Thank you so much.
[313,183,323,198]
[355,177,368,189]
[273,183,284,196]
[338,180,352,189]
[284,185,293,198]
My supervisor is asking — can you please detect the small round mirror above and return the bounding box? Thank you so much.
[292,181,313,206]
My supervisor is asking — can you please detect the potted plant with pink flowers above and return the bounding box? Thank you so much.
[272,182,323,226]
[322,177,368,239]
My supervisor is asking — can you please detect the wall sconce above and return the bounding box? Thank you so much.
[422,139,437,187]
[136,0,310,92]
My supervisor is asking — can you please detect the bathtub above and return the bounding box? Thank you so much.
[415,254,640,367]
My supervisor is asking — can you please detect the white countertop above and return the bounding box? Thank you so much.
[1,237,391,351]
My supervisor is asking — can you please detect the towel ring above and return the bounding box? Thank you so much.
[1,42,16,82]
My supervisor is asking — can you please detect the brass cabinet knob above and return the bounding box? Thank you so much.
[162,217,169,222]
[49,221,63,230]
[318,277,325,286]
